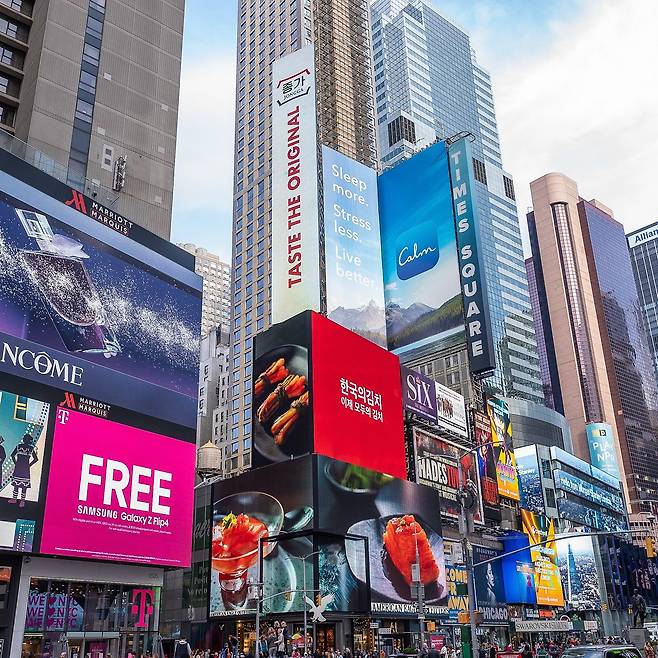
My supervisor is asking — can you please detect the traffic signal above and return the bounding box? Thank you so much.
[284,591,293,602]
[646,537,657,559]
[316,593,322,606]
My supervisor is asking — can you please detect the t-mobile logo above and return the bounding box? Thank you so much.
[130,588,155,628]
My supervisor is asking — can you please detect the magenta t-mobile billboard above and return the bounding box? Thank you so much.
[40,408,195,567]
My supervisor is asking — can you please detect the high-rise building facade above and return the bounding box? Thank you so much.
[228,0,377,476]
[371,0,543,403]
[0,0,183,237]
[179,243,231,337]
[627,221,658,385]
[528,172,658,512]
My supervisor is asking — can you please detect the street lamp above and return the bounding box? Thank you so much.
[288,550,322,656]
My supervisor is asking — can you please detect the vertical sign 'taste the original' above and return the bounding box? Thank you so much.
[271,45,321,323]
[447,138,495,375]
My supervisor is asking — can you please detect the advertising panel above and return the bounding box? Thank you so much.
[500,532,536,605]
[520,509,565,607]
[401,366,438,423]
[271,45,321,323]
[487,397,520,501]
[378,142,464,358]
[473,545,508,625]
[40,407,195,566]
[209,457,315,617]
[412,427,482,523]
[0,188,201,428]
[0,387,49,552]
[435,381,467,438]
[317,455,447,616]
[586,422,621,480]
[474,410,499,514]
[312,313,406,477]
[557,498,627,532]
[447,137,495,375]
[321,145,386,347]
[251,311,406,478]
[515,446,544,514]
[557,534,601,610]
[444,559,468,623]
[553,469,623,512]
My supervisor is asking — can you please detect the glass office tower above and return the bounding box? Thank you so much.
[627,221,658,386]
[371,0,543,402]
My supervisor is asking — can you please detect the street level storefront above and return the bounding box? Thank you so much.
[11,558,164,658]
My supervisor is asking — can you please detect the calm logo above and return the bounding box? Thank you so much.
[396,222,439,280]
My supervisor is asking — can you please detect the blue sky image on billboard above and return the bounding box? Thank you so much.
[322,145,386,347]
[378,142,463,356]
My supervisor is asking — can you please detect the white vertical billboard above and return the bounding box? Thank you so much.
[271,45,321,323]
[322,145,386,347]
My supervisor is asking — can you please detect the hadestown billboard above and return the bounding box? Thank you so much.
[271,44,321,323]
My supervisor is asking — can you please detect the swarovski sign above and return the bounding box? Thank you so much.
[0,340,83,386]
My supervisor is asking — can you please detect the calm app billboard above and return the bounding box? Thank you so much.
[378,143,463,357]
[40,408,195,566]
[322,146,386,347]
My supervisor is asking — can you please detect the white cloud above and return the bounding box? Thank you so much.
[171,54,236,260]
[493,0,658,247]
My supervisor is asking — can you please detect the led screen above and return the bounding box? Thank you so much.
[0,184,201,428]
[322,145,386,347]
[473,545,508,624]
[317,455,447,616]
[209,456,315,618]
[0,386,49,553]
[515,446,544,514]
[378,142,463,358]
[40,407,195,566]
[251,311,406,478]
[557,534,601,610]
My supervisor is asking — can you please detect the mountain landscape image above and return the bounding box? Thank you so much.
[328,299,386,347]
[386,294,463,350]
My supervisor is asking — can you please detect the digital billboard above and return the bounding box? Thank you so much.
[271,45,321,323]
[520,509,565,606]
[435,381,467,438]
[515,446,544,514]
[317,455,447,616]
[40,407,196,566]
[378,142,464,358]
[0,183,201,428]
[401,366,438,423]
[447,137,495,375]
[412,427,482,523]
[586,422,621,480]
[557,498,627,533]
[209,456,315,617]
[500,532,536,605]
[251,311,406,478]
[557,534,601,611]
[553,469,623,512]
[0,387,49,553]
[321,145,386,347]
[487,397,520,501]
[473,545,508,625]
[474,410,499,515]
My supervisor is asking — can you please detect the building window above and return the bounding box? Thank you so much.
[473,158,487,185]
[503,175,516,200]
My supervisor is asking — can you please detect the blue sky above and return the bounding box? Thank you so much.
[171,0,658,262]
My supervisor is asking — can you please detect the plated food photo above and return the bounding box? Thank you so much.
[252,345,311,463]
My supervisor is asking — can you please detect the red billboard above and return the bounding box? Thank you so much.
[251,311,406,478]
[312,312,405,477]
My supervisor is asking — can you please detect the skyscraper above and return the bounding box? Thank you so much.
[179,243,232,337]
[627,221,658,385]
[370,0,543,403]
[0,0,184,237]
[229,0,377,476]
[528,172,658,512]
